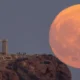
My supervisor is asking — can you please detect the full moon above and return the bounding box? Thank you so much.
[49,4,80,68]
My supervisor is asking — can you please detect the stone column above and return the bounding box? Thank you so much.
[2,39,8,55]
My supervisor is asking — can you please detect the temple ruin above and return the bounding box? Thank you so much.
[0,39,8,55]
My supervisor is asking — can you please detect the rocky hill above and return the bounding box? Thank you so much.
[0,54,72,80]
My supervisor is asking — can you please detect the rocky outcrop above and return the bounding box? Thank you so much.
[6,54,71,80]
[0,54,72,80]
[0,69,19,80]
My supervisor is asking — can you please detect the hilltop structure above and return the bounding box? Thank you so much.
[0,39,72,80]
[0,39,8,55]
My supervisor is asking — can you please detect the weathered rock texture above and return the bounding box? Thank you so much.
[0,54,72,80]
[0,69,19,80]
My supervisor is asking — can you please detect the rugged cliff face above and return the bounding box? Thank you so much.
[0,54,72,80]
[0,69,19,80]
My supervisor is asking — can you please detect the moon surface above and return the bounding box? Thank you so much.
[49,4,80,68]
